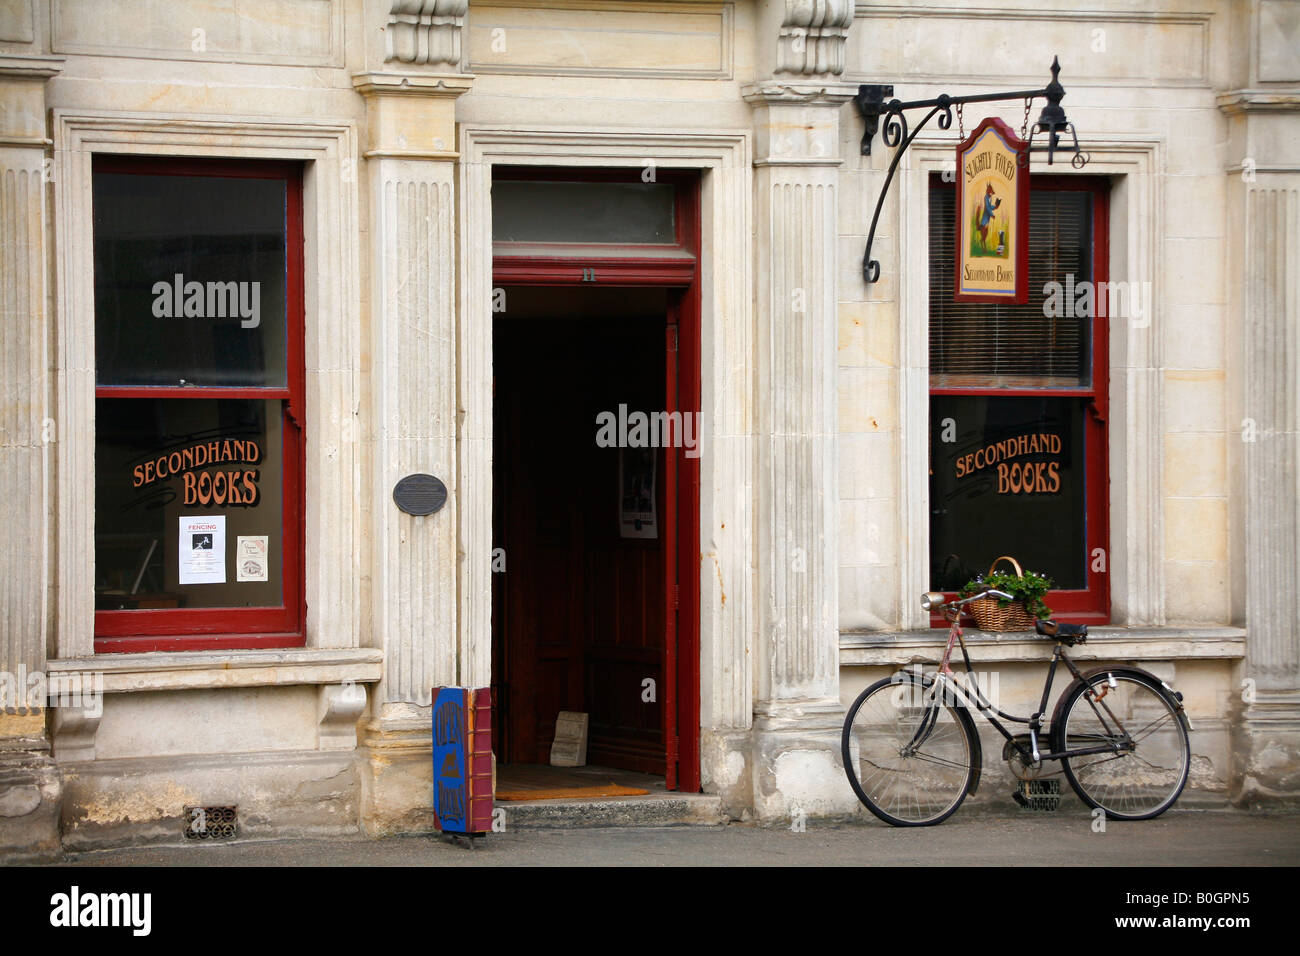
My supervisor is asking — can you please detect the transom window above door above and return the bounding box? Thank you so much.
[491,168,698,286]
[492,179,676,245]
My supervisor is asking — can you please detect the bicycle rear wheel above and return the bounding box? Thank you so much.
[1056,670,1190,820]
[841,672,979,827]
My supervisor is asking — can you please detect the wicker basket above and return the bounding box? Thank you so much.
[968,556,1039,632]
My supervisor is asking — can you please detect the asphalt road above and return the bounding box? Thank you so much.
[50,808,1300,867]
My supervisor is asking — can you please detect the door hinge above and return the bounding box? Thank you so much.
[667,735,680,763]
[672,584,680,610]
[667,324,678,353]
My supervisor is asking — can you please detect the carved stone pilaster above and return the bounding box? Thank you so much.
[1241,183,1300,694]
[1220,9,1300,799]
[353,70,471,833]
[0,57,59,713]
[745,82,859,819]
[353,70,472,714]
[0,55,63,861]
[369,168,459,709]
[1232,181,1300,805]
[385,0,468,69]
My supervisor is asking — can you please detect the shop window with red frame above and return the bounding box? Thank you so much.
[928,175,1110,624]
[92,157,305,652]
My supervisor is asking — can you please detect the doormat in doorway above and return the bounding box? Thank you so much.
[494,783,651,802]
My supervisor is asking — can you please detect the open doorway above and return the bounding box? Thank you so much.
[492,286,681,785]
[488,166,702,793]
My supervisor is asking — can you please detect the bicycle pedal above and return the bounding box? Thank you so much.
[1016,779,1061,811]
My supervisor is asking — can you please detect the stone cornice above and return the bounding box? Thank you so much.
[1217,89,1300,115]
[742,81,858,106]
[841,626,1247,666]
[0,55,65,80]
[352,70,474,98]
[47,648,384,694]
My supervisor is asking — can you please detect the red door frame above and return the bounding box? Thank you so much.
[930,174,1110,625]
[491,166,702,792]
[663,316,679,789]
[92,156,306,652]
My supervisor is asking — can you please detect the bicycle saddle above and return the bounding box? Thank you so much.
[1034,618,1088,646]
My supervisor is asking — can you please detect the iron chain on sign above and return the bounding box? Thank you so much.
[956,102,964,141]
[1021,97,1032,140]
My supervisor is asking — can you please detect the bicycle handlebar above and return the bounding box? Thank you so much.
[920,589,1014,611]
[959,588,1014,605]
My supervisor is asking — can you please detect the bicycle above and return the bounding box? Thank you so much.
[841,588,1193,827]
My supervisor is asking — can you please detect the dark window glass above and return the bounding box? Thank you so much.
[929,396,1087,591]
[93,173,287,387]
[929,187,1092,388]
[492,180,675,244]
[95,398,284,610]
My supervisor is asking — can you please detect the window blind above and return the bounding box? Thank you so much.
[929,186,1092,388]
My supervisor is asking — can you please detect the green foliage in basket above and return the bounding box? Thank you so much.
[959,568,1053,620]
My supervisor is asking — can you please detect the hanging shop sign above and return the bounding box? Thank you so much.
[954,117,1030,303]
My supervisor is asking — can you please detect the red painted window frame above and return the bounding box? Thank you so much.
[489,165,702,792]
[930,174,1111,626]
[92,155,306,653]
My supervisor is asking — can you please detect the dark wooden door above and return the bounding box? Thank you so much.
[492,295,672,773]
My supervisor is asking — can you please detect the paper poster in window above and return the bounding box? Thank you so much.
[618,448,657,539]
[178,515,226,585]
[236,535,269,582]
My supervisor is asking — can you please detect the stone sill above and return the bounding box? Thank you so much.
[46,648,383,694]
[840,626,1246,666]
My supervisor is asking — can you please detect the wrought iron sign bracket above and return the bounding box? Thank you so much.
[854,56,1089,284]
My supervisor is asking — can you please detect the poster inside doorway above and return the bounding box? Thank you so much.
[618,448,657,539]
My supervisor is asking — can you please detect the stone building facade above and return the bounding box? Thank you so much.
[1,0,1297,856]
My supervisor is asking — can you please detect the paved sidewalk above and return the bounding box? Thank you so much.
[50,808,1300,867]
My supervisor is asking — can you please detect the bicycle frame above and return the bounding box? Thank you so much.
[910,603,1137,766]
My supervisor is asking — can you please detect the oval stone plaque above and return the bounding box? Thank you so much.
[393,473,447,516]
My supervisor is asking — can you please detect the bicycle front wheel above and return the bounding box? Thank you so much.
[1056,670,1190,820]
[841,672,978,827]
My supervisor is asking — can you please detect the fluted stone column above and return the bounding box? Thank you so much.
[0,54,63,860]
[1231,171,1300,806]
[744,1,858,819]
[1221,1,1300,806]
[1228,156,1300,805]
[352,67,472,834]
